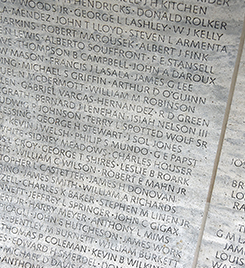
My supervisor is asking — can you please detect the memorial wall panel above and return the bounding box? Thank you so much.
[0,0,244,267]
[197,31,245,268]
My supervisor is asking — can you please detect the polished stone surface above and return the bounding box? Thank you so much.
[197,33,245,268]
[0,0,244,267]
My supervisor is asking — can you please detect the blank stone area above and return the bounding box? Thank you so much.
[197,34,245,268]
[0,0,244,268]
